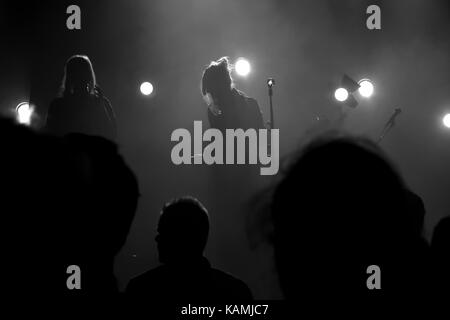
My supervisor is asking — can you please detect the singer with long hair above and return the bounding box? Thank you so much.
[201,57,265,131]
[46,55,117,141]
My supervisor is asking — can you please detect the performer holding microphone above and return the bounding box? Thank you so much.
[201,57,265,131]
[46,55,117,141]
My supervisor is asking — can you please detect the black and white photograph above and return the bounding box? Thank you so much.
[1,0,449,315]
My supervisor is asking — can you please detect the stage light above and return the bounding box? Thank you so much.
[443,113,450,128]
[358,79,374,98]
[16,102,34,125]
[334,88,349,102]
[140,82,154,96]
[235,58,251,76]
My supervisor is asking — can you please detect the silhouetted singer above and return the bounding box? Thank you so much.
[46,55,117,141]
[201,57,265,131]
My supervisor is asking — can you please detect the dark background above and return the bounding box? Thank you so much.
[1,0,449,298]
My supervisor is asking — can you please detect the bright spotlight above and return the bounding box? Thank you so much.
[334,88,349,102]
[443,113,450,128]
[235,58,251,76]
[358,79,374,98]
[16,102,34,125]
[140,82,154,96]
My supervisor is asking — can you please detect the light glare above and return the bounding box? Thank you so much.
[334,88,349,102]
[358,79,374,98]
[140,82,154,96]
[235,58,251,76]
[443,113,450,128]
[16,102,34,125]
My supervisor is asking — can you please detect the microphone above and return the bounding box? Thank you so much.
[94,85,104,97]
[385,108,402,128]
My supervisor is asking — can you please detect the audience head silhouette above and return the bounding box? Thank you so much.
[0,118,138,294]
[61,55,97,96]
[271,135,426,299]
[201,56,233,105]
[127,196,252,300]
[157,197,209,264]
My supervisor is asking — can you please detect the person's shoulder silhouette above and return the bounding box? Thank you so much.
[235,89,265,130]
[432,216,450,253]
[126,197,252,301]
[431,215,450,294]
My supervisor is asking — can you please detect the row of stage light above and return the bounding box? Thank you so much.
[14,57,450,129]
[332,74,450,129]
[138,57,251,96]
[334,74,375,108]
[335,78,374,102]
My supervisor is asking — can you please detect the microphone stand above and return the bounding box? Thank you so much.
[267,78,275,129]
[377,109,401,144]
[377,122,394,144]
[267,78,275,157]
